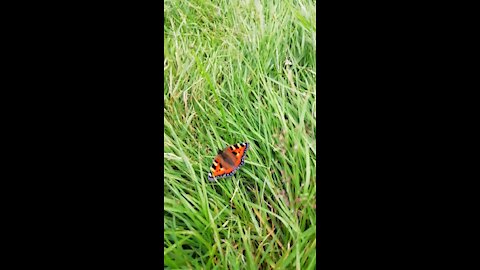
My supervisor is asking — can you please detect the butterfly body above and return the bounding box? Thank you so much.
[208,142,249,181]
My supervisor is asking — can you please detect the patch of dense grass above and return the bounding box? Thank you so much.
[164,0,316,269]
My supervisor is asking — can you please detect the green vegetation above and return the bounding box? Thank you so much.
[164,0,316,269]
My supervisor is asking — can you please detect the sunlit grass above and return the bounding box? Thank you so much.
[164,0,316,269]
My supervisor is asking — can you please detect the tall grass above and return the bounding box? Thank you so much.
[164,0,316,269]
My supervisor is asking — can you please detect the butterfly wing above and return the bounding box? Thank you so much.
[208,142,249,181]
[208,157,224,180]
[224,142,249,168]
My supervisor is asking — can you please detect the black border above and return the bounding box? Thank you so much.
[317,1,448,267]
[20,2,166,268]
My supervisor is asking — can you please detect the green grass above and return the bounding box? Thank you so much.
[164,0,316,269]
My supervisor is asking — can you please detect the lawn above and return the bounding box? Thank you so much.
[164,0,316,269]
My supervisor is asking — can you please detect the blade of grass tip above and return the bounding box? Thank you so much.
[192,51,227,126]
[197,148,210,214]
[235,182,262,237]
[301,238,316,266]
[207,203,224,262]
[267,86,288,132]
[172,144,197,182]
[305,251,316,270]
[164,255,177,269]
[239,222,256,270]
[245,201,294,238]
[298,92,310,131]
[264,170,296,226]
[303,138,311,194]
[208,123,222,150]
[281,243,299,269]
[166,182,208,229]
[164,234,194,256]
[296,233,301,270]
[252,207,284,251]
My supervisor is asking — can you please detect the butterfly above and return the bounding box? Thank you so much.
[208,142,249,181]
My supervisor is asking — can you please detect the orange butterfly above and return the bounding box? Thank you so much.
[208,142,249,181]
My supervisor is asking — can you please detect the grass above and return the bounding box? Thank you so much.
[164,0,316,269]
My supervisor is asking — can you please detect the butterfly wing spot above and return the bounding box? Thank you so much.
[209,158,222,175]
